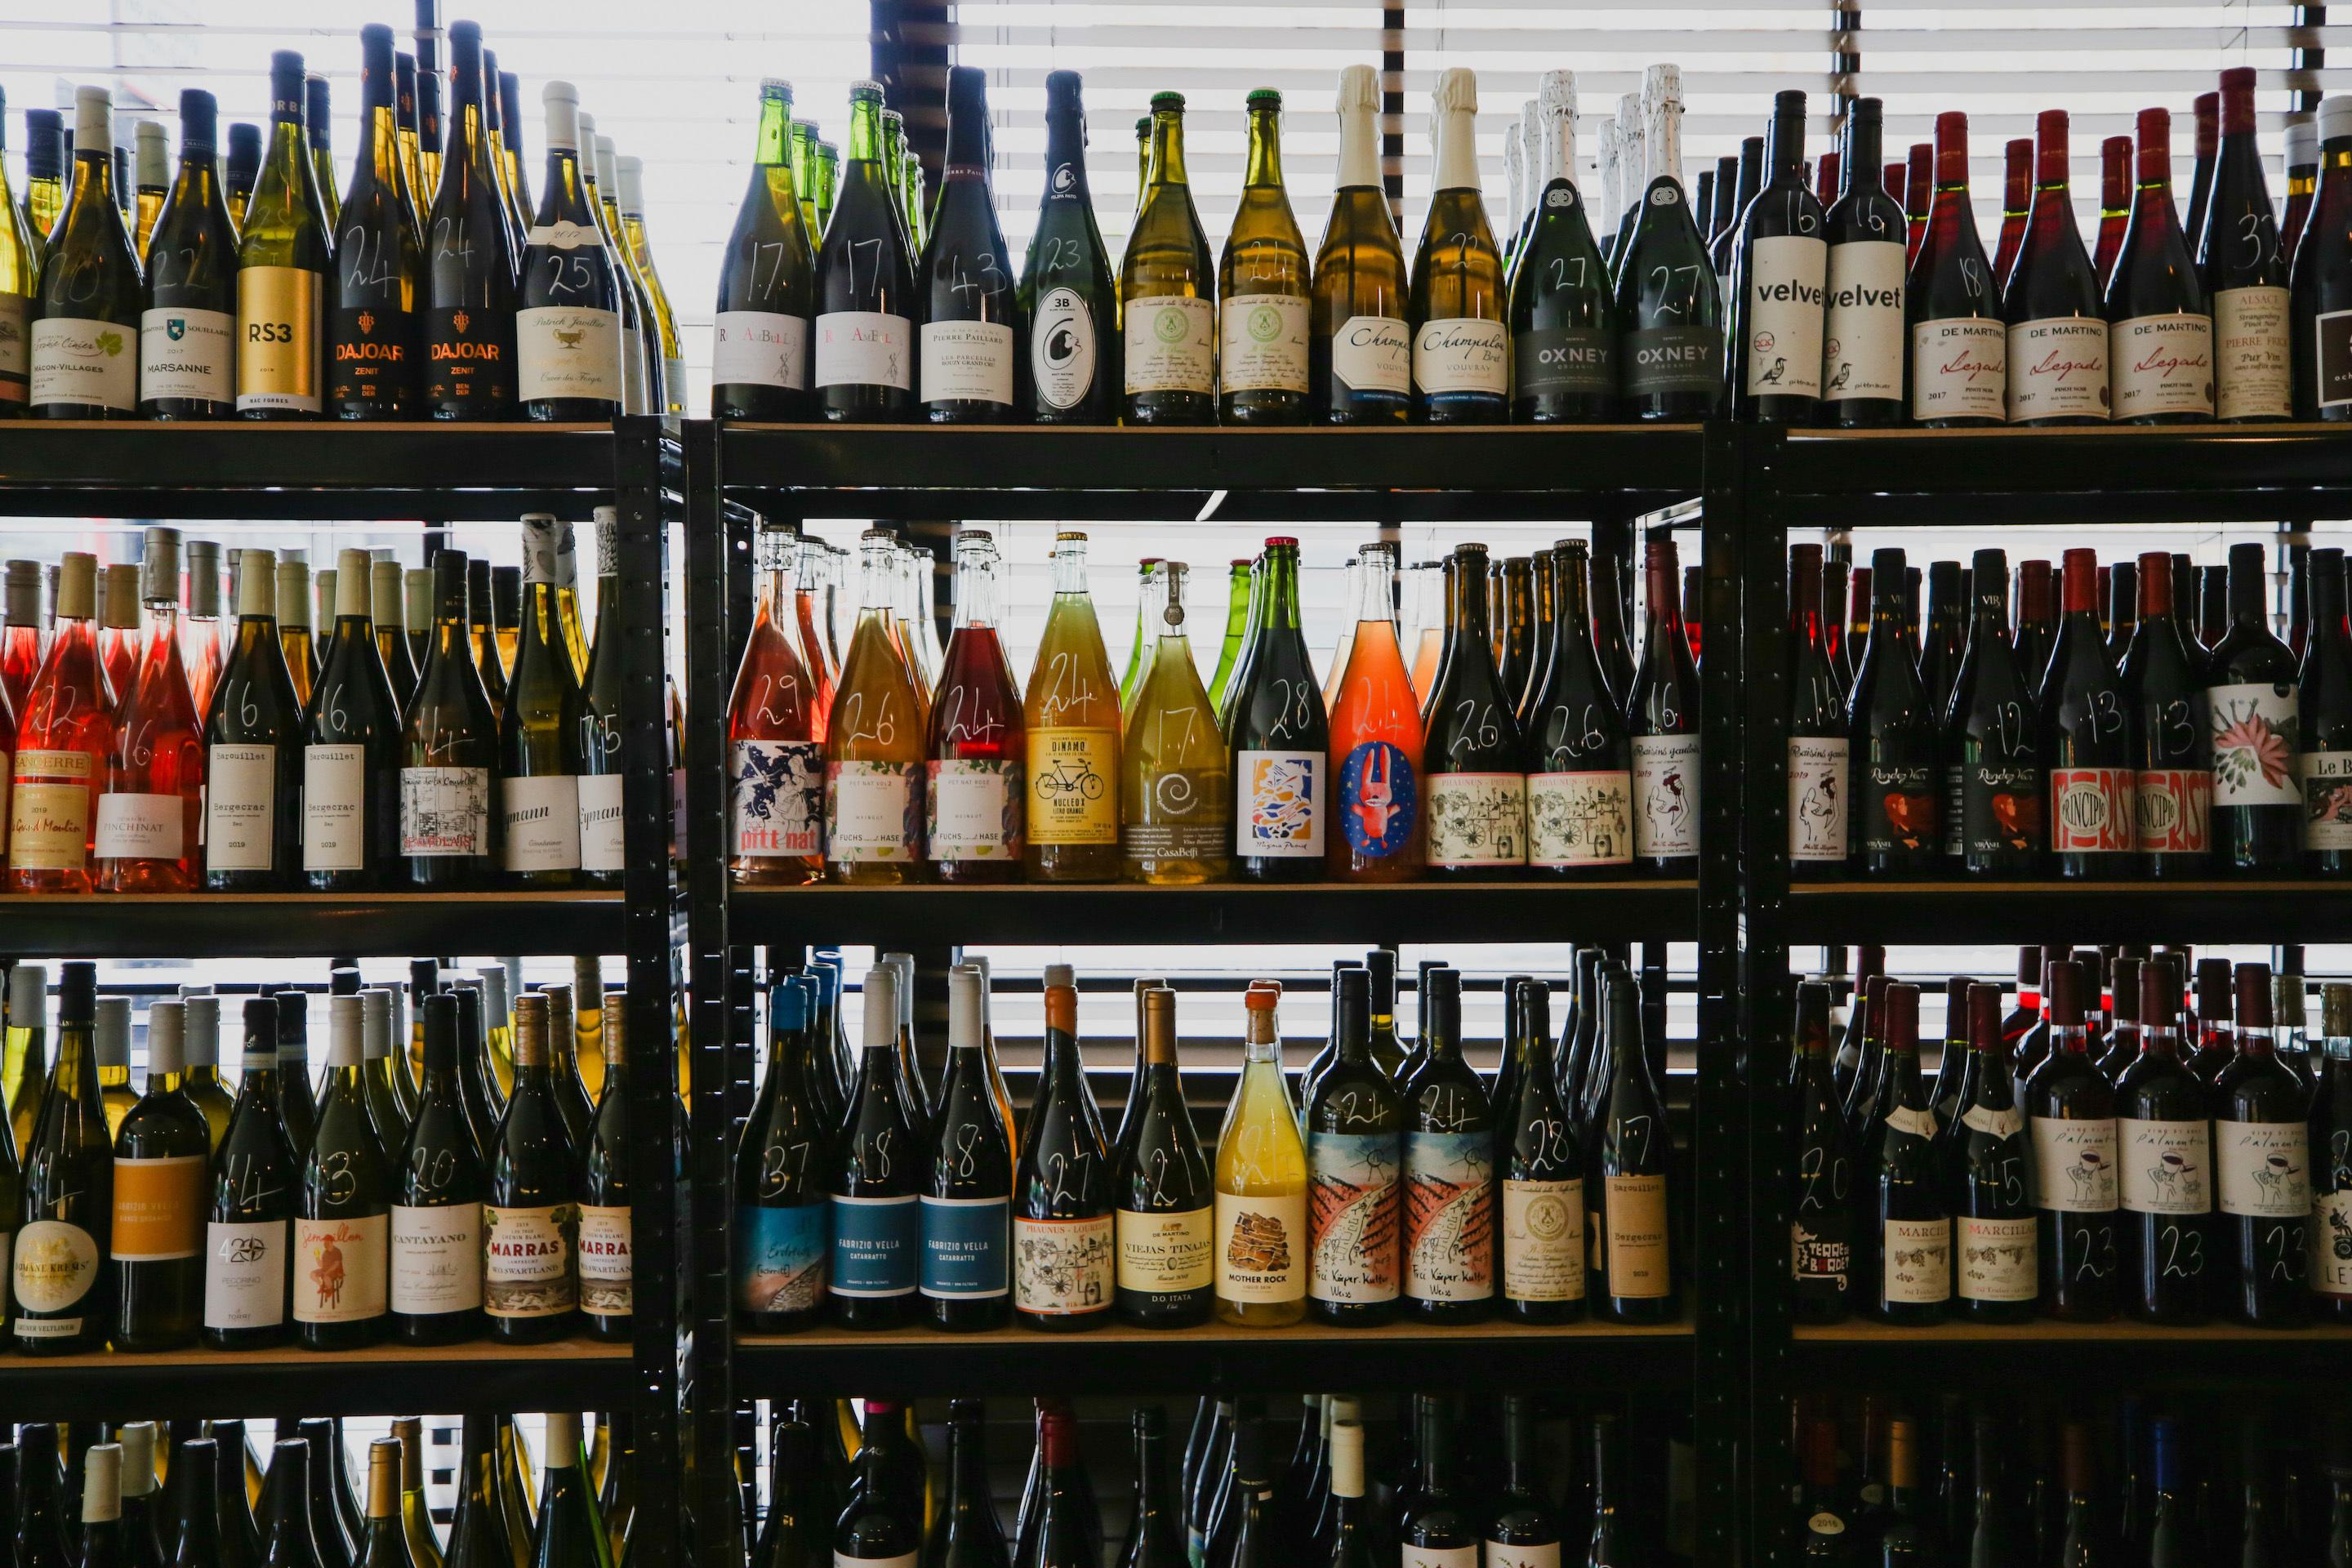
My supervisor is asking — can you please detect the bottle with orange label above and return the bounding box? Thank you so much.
[1023,532,1121,882]
[109,998,208,1351]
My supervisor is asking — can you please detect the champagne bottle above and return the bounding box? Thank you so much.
[814,82,915,421]
[1420,544,1526,875]
[919,67,1023,422]
[1396,967,1494,1321]
[98,528,204,892]
[2105,107,2216,423]
[735,974,831,1331]
[30,88,141,418]
[203,550,305,890]
[305,548,403,890]
[1311,65,1409,424]
[11,960,108,1353]
[830,964,921,1327]
[1819,98,1908,424]
[296,995,390,1349]
[498,518,589,885]
[236,52,332,419]
[1508,72,1615,422]
[330,26,425,418]
[1614,66,1721,418]
[422,23,520,421]
[920,965,1011,1330]
[713,79,815,420]
[107,998,207,1351]
[401,551,500,887]
[1120,92,1216,424]
[514,85,622,420]
[1731,89,1827,420]
[1018,71,1118,423]
[1906,112,2007,425]
[485,992,577,1343]
[140,90,239,419]
[1218,89,1310,424]
[390,992,485,1345]
[203,998,296,1350]
[1410,69,1508,422]
[577,996,630,1341]
[1111,985,1214,1328]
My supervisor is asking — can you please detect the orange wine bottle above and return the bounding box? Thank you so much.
[1327,541,1426,881]
[725,520,824,886]
[824,528,927,884]
[98,529,203,891]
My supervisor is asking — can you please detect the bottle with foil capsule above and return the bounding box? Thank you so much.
[1626,537,1700,874]
[1225,539,1326,880]
[421,23,520,421]
[235,52,332,421]
[1846,547,1940,874]
[2104,107,2216,424]
[327,26,423,418]
[1327,542,1425,881]
[2213,962,2310,1326]
[1508,71,1617,422]
[2002,110,2109,425]
[98,529,203,892]
[514,82,623,421]
[1613,66,1722,420]
[1730,89,1826,421]
[1819,97,1907,426]
[1409,69,1509,423]
[2120,548,2212,875]
[1905,112,2007,425]
[1588,963,1677,1322]
[140,89,239,420]
[1420,544,1526,876]
[10,553,114,893]
[2203,541,2302,872]
[2040,546,2136,877]
[1217,89,1310,425]
[918,67,1023,424]
[1012,964,1114,1331]
[712,79,815,420]
[31,88,142,419]
[1785,545,1847,875]
[1312,65,1410,424]
[1120,92,1217,425]
[2021,960,2119,1322]
[723,527,824,884]
[1498,978,1584,1322]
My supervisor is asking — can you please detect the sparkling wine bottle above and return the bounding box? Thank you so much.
[1409,69,1508,423]
[1217,89,1310,425]
[1120,92,1216,425]
[1311,66,1409,425]
[1613,65,1721,419]
[1508,71,1616,423]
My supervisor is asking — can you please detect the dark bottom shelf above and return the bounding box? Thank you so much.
[1787,1316,2352,1385]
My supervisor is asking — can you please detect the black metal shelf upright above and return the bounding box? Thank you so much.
[0,418,695,1568]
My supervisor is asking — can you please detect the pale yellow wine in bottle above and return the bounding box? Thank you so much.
[1121,563,1229,884]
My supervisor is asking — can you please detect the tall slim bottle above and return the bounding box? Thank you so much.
[1626,538,1699,873]
[30,89,141,419]
[918,67,1022,423]
[2002,110,2109,424]
[1018,70,1118,423]
[814,83,915,421]
[830,965,921,1327]
[140,90,239,419]
[616,156,683,412]
[2104,107,2215,424]
[1906,112,2007,425]
[1214,986,1307,1326]
[329,26,425,417]
[514,83,622,421]
[1023,532,1120,882]
[10,554,113,892]
[422,23,519,421]
[498,519,589,884]
[1312,65,1409,423]
[203,999,295,1350]
[485,993,576,1343]
[1114,986,1214,1327]
[1612,65,1721,419]
[2200,68,2292,421]
[0,90,37,413]
[236,52,332,419]
[827,529,927,883]
[1120,93,1215,424]
[1820,98,1907,425]
[1122,561,1227,884]
[1410,69,1508,422]
[400,551,501,887]
[2040,546,2136,877]
[1218,90,1310,424]
[712,79,815,420]
[929,531,1025,881]
[923,966,1012,1330]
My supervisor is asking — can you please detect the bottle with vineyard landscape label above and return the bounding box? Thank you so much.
[1731,90,1825,421]
[1860,980,1946,1325]
[1524,541,1632,875]
[1410,69,1508,422]
[1018,71,1117,423]
[421,23,519,420]
[329,27,423,417]
[826,530,926,883]
[2214,962,2310,1325]
[304,548,403,891]
[2199,68,2291,421]
[1508,71,1616,422]
[2002,110,2109,424]
[515,82,622,421]
[713,79,813,420]
[1399,966,1494,1322]
[400,551,500,887]
[1312,65,1409,424]
[1023,532,1120,882]
[2120,548,2212,875]
[1305,968,1400,1325]
[2105,108,2216,423]
[98,530,202,892]
[2115,957,2212,1324]
[1786,545,1848,875]
[1214,986,1307,1326]
[733,975,831,1331]
[1121,560,1227,884]
[1906,112,2007,425]
[1627,537,1699,874]
[927,531,1022,880]
[390,992,484,1345]
[2042,546,2136,876]
[2022,960,2119,1321]
[1819,97,1906,425]
[2204,541,2302,872]
[1121,92,1215,424]
[1013,965,1114,1330]
[1218,89,1310,424]
[919,67,1022,423]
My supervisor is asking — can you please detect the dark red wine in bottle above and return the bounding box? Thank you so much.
[1860,983,1949,1325]
[1708,136,1761,278]
[2115,956,2212,1325]
[2002,110,2109,425]
[2198,68,2292,421]
[2301,547,2352,874]
[1992,136,2030,286]
[2203,541,2303,872]
[2119,550,2213,876]
[1790,982,1854,1324]
[2212,963,2310,1326]
[1944,982,2036,1321]
[2021,960,2120,1321]
[1730,90,1825,422]
[2103,107,2216,424]
[1901,141,1931,263]
[1788,545,1848,877]
[2013,559,2056,699]
[1839,563,1871,692]
[2039,546,2136,878]
[2093,135,2132,289]
[2185,90,2221,252]
[2310,979,2352,1319]
[1904,113,2007,426]
[2187,958,2237,1085]
[1946,547,2042,875]
[1846,547,1939,874]
[2105,559,2139,663]
[1819,97,1906,426]
[1918,559,1964,723]
[1625,538,1699,875]
[2287,96,2352,420]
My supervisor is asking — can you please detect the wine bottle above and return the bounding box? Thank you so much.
[1410,68,1508,422]
[1326,542,1426,880]
[2290,98,2352,419]
[1013,70,1117,424]
[497,519,589,884]
[1820,97,1908,425]
[567,991,629,1343]
[83,1444,124,1568]
[1731,90,1826,420]
[2213,962,2310,1325]
[99,529,204,892]
[357,987,411,1153]
[446,1416,516,1568]
[1845,547,1940,874]
[1216,540,1325,877]
[830,964,921,1327]
[1900,140,1932,261]
[2104,107,2216,423]
[0,99,34,412]
[1209,986,1307,1327]
[31,89,140,417]
[1782,545,1851,873]
[1397,1400,1473,1568]
[1022,1406,1100,1568]
[1905,112,2007,425]
[1790,982,1854,1323]
[512,83,621,420]
[2200,69,2292,421]
[292,1420,354,1568]
[1586,963,1676,1321]
[710,79,816,420]
[235,52,332,419]
[1520,542,1633,875]
[588,130,662,417]
[2305,550,2352,873]
[1312,65,1409,424]
[353,1438,408,1568]
[1497,978,1584,1321]
[277,555,318,707]
[400,551,501,887]
[1118,91,1215,425]
[2000,110,2109,423]
[1627,537,1700,873]
[835,1402,920,1568]
[1506,71,1616,421]
[528,1415,606,1568]
[1992,136,2031,285]
[1013,532,1116,881]
[485,992,577,1342]
[449,984,501,1155]
[2042,546,2136,875]
[910,963,1010,1331]
[328,27,424,418]
[167,1439,225,1568]
[733,975,831,1333]
[107,998,206,1351]
[421,23,519,421]
[1420,544,1526,875]
[11,962,108,1352]
[2310,982,2352,1321]
[1860,981,1948,1324]
[1710,132,1762,277]
[813,82,915,421]
[2022,960,2120,1320]
[297,994,390,1350]
[8,578,114,890]
[827,529,928,883]
[1118,560,1227,884]
[2114,956,2212,1324]
[201,999,295,1350]
[1215,89,1310,425]
[915,530,1019,882]
[2186,956,2238,1085]
[911,66,1025,423]
[1109,984,1213,1328]
[1009,963,1114,1330]
[304,548,403,890]
[919,1401,1006,1568]
[137,90,238,418]
[2120,548,2213,874]
[1302,967,1402,1325]
[2205,541,2303,871]
[390,991,484,1345]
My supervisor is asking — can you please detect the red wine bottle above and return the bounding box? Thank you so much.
[2205,541,2303,872]
[2301,546,2352,874]
[2187,958,2238,1085]
[1990,136,2031,286]
[1904,112,2006,426]
[2092,135,2132,289]
[1860,982,1948,1325]
[2095,954,2144,1083]
[2289,96,2352,420]
[1918,559,1964,723]
[2002,109,2109,425]
[1820,97,1905,425]
[2104,107,2216,424]
[1842,973,1891,1155]
[1846,547,1940,875]
[2106,558,2139,663]
[1787,545,1849,876]
[2212,962,2310,1326]
[2309,980,2352,1320]
[2198,69,2292,421]
[2115,956,2212,1325]
[1946,547,2042,875]
[1901,141,1931,263]
[2022,960,2120,1321]
[1730,90,1825,422]
[1624,538,1699,874]
[1790,981,1854,1324]
[2012,559,2057,699]
[2119,549,2213,875]
[1838,563,1870,692]
[1707,135,1761,278]
[2284,118,2320,263]
[1944,981,2036,1322]
[2039,546,2136,878]
[1930,973,1976,1126]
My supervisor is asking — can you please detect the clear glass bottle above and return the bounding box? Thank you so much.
[1022,532,1121,882]
[826,529,927,884]
[1213,985,1307,1326]
[1122,562,1228,884]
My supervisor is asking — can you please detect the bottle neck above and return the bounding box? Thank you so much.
[1336,95,1379,190]
[1149,109,1188,189]
[1242,106,1283,189]
[755,93,791,168]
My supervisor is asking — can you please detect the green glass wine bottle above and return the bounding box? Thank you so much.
[12,963,110,1352]
[486,992,578,1343]
[107,998,207,1351]
[296,995,391,1350]
[1225,539,1330,880]
[305,549,405,890]
[577,997,631,1342]
[1312,65,1410,425]
[328,26,425,418]
[29,88,141,418]
[1120,93,1216,424]
[1018,71,1118,423]
[390,991,486,1346]
[712,80,816,420]
[516,83,624,421]
[499,518,590,887]
[202,998,296,1350]
[813,83,915,422]
[203,549,306,892]
[735,974,832,1332]
[237,51,333,419]
[1218,90,1310,424]
[1410,69,1509,422]
[140,89,239,419]
[400,551,501,888]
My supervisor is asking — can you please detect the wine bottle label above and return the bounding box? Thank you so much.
[1527,770,1633,867]
[1820,238,1905,403]
[730,739,824,858]
[483,1202,577,1317]
[2030,1116,2120,1213]
[2110,313,2216,420]
[813,310,913,391]
[1401,1548,1478,1568]
[234,265,323,413]
[835,1552,916,1568]
[94,790,184,862]
[0,292,26,405]
[1601,1173,1672,1298]
[1512,326,1615,401]
[1882,1103,1938,1140]
[1791,1212,1851,1294]
[2207,681,2301,808]
[1860,760,1939,858]
[501,773,583,872]
[1630,733,1701,858]
[1909,318,2006,421]
[2005,317,2110,421]
[1486,1543,1558,1568]
[1336,740,1418,860]
[1218,293,1310,394]
[515,305,622,405]
[110,1153,206,1260]
[1124,811,1226,865]
[525,220,602,251]
[2313,1191,2352,1296]
[399,765,491,858]
[389,1201,483,1315]
[140,305,235,404]
[1502,1176,1587,1303]
[920,319,1017,406]
[830,1192,919,1298]
[1307,1131,1401,1303]
[9,749,91,872]
[825,759,924,862]
[2314,309,2352,411]
[2212,285,2291,420]
[327,302,415,408]
[1624,324,1721,398]
[205,743,279,872]
[292,1213,390,1323]
[425,304,514,412]
[2048,767,2134,853]
[1956,1214,2038,1302]
[2135,768,2213,854]
[577,1204,632,1315]
[1960,1103,2023,1138]
[714,311,812,390]
[1121,295,1214,395]
[1411,317,1510,398]
[1030,287,1099,411]
[1214,1188,1307,1303]
[2118,1118,2212,1214]
[1116,1205,1214,1295]
[1025,728,1119,846]
[1236,750,1325,857]
[203,1218,288,1329]
[1402,1131,1496,1302]
[577,773,625,871]
[926,758,1022,861]
[1954,754,2041,860]
[736,1203,828,1314]
[1424,772,1526,867]
[918,1195,1010,1301]
[29,316,138,412]
[1786,737,1847,862]
[1741,234,1828,399]
[2216,1120,2312,1218]
[1330,314,1411,396]
[1012,1213,1115,1316]
[1879,1216,1952,1304]
[2303,751,2352,848]
[300,743,368,871]
[12,1218,100,1327]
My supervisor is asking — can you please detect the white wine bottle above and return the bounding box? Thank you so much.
[0,87,38,413]
[714,79,816,420]
[236,51,333,420]
[616,154,684,411]
[515,82,623,421]
[140,90,239,419]
[329,24,425,419]
[423,22,520,420]
[595,133,665,416]
[30,87,141,419]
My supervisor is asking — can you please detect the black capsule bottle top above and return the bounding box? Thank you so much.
[270,51,306,121]
[25,109,62,178]
[180,90,218,153]
[433,550,468,617]
[275,991,308,1048]
[59,961,96,1024]
[421,993,458,1072]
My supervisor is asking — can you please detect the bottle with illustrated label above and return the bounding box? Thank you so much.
[391,992,484,1345]
[1217,89,1310,425]
[1211,986,1307,1327]
[2214,962,2310,1325]
[927,531,1024,882]
[2104,108,2215,424]
[1409,69,1508,424]
[2290,98,2352,421]
[99,529,203,892]
[1949,557,2045,875]
[514,83,621,421]
[1785,546,1848,875]
[11,962,106,1352]
[422,24,519,421]
[829,529,927,884]
[1017,70,1117,424]
[1398,1398,1475,1568]
[2198,69,2290,422]
[1626,537,1699,874]
[1013,965,1114,1330]
[728,520,824,884]
[831,964,922,1328]
[1499,978,1584,1322]
[1022,532,1120,882]
[1859,981,1946,1325]
[1120,91,1216,425]
[235,52,332,420]
[2204,541,2302,872]
[9,553,110,892]
[203,998,296,1350]
[814,82,915,421]
[919,67,1023,423]
[304,548,403,891]
[485,992,576,1343]
[140,90,239,419]
[1731,90,1826,421]
[328,28,423,419]
[2113,957,2211,1324]
[2000,110,2109,425]
[2303,548,2352,875]
[107,999,207,1350]
[1312,65,1409,425]
[835,1401,920,1568]
[2113,552,2207,876]
[297,994,390,1350]
[2042,547,2136,877]
[2018,962,2119,1322]
[1508,71,1616,423]
[921,965,1010,1331]
[1612,66,1720,421]
[733,974,831,1332]
[1818,98,1907,426]
[712,79,815,421]
[1326,543,1425,882]
[0,92,35,414]
[499,519,589,886]
[401,551,501,888]
[1225,540,1326,880]
[1398,967,1493,1322]
[1904,113,2007,426]
[1420,544,1526,876]
[1789,982,1854,1323]
[2310,982,2352,1320]
[1845,547,1940,874]
[30,88,140,419]
[1118,561,1225,884]
[1305,967,1401,1326]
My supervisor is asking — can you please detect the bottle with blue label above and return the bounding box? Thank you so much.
[922,964,1011,1330]
[733,974,831,1332]
[828,964,923,1328]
